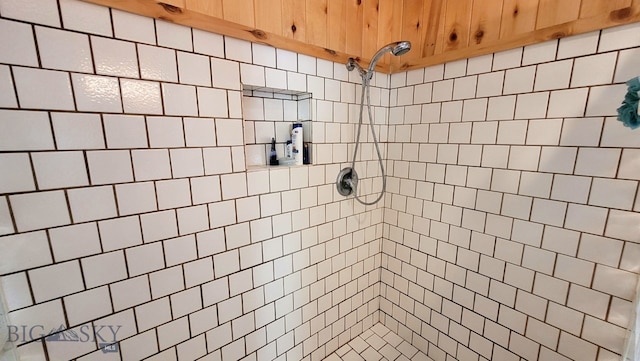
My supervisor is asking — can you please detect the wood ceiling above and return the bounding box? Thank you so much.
[83,0,640,73]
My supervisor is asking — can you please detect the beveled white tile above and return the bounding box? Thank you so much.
[0,19,38,66]
[32,151,89,190]
[92,36,139,78]
[1,272,32,311]
[0,196,14,236]
[156,178,191,210]
[36,26,93,73]
[132,149,172,181]
[216,119,244,146]
[14,67,74,110]
[138,44,178,82]
[29,260,84,302]
[121,79,163,115]
[241,63,266,87]
[193,28,224,57]
[558,31,599,59]
[170,148,204,177]
[112,9,156,45]
[547,88,588,118]
[72,74,123,113]
[522,39,557,65]
[0,0,60,26]
[10,190,70,232]
[115,182,157,216]
[571,52,617,88]
[59,0,112,36]
[599,22,640,52]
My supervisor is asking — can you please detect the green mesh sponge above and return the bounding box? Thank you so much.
[617,76,640,129]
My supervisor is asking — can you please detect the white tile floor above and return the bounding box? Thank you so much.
[325,323,434,361]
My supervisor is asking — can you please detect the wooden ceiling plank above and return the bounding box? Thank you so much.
[580,0,632,19]
[254,0,283,36]
[185,0,222,18]
[305,0,328,48]
[536,0,581,29]
[500,0,539,38]
[470,0,504,46]
[362,0,380,60]
[282,0,306,41]
[328,0,347,53]
[421,0,446,57]
[222,0,254,27]
[345,0,364,56]
[442,0,474,52]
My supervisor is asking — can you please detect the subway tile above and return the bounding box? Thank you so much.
[567,284,610,320]
[149,266,184,299]
[606,209,640,243]
[515,92,549,120]
[98,215,143,252]
[115,182,157,215]
[554,254,594,287]
[32,151,88,190]
[575,147,620,177]
[178,51,211,86]
[534,60,573,91]
[599,22,640,52]
[14,67,75,110]
[87,150,134,185]
[492,48,522,71]
[486,96,516,121]
[11,190,70,232]
[0,153,35,193]
[198,88,229,118]
[586,84,627,117]
[170,148,204,177]
[51,112,104,150]
[592,264,637,301]
[225,36,252,63]
[572,52,617,87]
[29,260,84,303]
[49,222,101,262]
[121,79,163,114]
[559,117,603,146]
[503,66,535,94]
[138,44,178,82]
[530,198,567,227]
[140,210,178,243]
[547,303,583,336]
[132,149,172,181]
[0,0,60,26]
[81,250,127,288]
[126,242,165,277]
[113,9,156,44]
[526,118,561,145]
[0,19,38,66]
[156,178,191,210]
[192,28,224,58]
[36,26,93,73]
[547,88,588,118]
[519,171,552,198]
[432,80,453,102]
[0,231,52,274]
[164,234,197,266]
[104,114,148,149]
[558,31,599,59]
[615,48,640,83]
[1,272,32,311]
[619,149,640,180]
[111,275,152,312]
[59,0,112,36]
[216,119,245,146]
[551,175,591,204]
[565,203,608,235]
[91,36,139,78]
[147,116,185,148]
[444,59,466,79]
[184,118,217,147]
[136,297,171,332]
[162,83,198,116]
[476,72,504,98]
[602,116,640,147]
[72,74,123,113]
[156,20,193,51]
[538,146,577,174]
[0,197,13,236]
[522,39,557,65]
[461,98,488,121]
[0,65,17,108]
[120,329,158,361]
[589,178,637,210]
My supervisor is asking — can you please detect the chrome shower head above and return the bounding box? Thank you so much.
[391,41,411,56]
[367,41,412,73]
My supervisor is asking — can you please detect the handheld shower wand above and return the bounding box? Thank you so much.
[337,41,412,205]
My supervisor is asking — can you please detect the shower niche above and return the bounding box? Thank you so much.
[242,85,312,168]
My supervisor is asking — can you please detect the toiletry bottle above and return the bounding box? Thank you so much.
[291,123,303,165]
[285,140,293,159]
[269,138,279,165]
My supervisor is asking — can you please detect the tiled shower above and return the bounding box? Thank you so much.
[0,1,639,361]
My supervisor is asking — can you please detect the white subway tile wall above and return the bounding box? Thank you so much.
[0,2,639,361]
[0,1,387,361]
[381,22,640,361]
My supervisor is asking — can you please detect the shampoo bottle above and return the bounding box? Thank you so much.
[291,123,303,165]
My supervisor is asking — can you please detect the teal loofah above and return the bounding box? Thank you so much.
[617,77,640,129]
